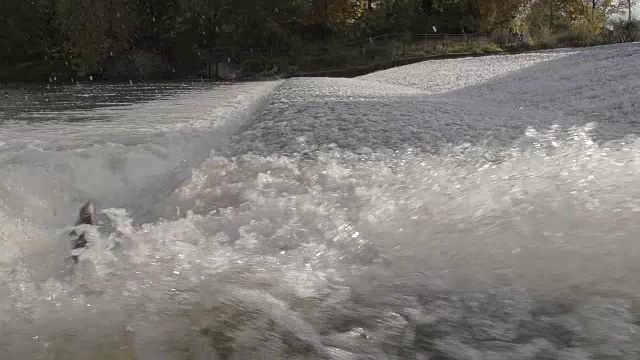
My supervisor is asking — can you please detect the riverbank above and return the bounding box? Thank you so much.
[0,39,574,84]
[2,37,638,85]
[287,49,506,78]
[0,48,565,84]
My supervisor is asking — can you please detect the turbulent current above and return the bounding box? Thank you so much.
[1,43,640,359]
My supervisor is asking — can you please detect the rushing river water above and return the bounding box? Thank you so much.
[1,46,640,360]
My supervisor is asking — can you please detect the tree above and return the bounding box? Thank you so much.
[524,0,570,35]
[0,0,60,67]
[55,0,136,75]
[306,0,364,28]
[616,0,636,21]
[566,0,614,35]
[476,0,524,31]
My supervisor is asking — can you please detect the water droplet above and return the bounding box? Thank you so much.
[89,76,93,81]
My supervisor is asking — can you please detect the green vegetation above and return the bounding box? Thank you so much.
[0,0,638,81]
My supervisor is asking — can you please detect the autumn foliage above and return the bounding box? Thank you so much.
[0,0,635,79]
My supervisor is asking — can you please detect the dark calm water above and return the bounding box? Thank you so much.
[0,82,203,120]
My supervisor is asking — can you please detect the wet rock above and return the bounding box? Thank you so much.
[414,299,463,350]
[518,314,582,347]
[557,348,593,360]
[482,350,513,360]
[322,309,418,358]
[531,298,577,318]
[414,287,534,349]
[378,310,415,354]
[326,345,408,360]
[401,307,438,325]
[321,327,386,358]
[479,339,557,360]
[571,299,640,359]
[459,288,533,342]
[433,337,482,360]
[480,342,520,360]
[326,347,358,360]
[514,338,558,359]
[189,336,218,360]
[197,287,328,359]
[231,339,291,360]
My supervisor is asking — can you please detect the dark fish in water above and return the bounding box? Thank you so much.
[69,201,96,264]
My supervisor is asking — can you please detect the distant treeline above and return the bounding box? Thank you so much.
[0,0,638,81]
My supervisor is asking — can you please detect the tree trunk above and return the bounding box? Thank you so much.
[629,0,633,22]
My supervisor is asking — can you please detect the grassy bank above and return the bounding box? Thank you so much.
[244,21,640,80]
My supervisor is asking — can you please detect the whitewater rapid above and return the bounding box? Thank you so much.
[1,43,640,359]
